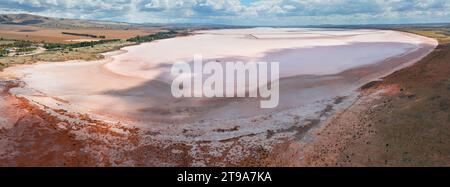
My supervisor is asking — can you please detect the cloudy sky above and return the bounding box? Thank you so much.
[1,0,450,25]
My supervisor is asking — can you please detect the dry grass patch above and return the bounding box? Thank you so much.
[333,30,450,166]
[0,24,161,43]
[0,41,130,71]
[445,78,450,90]
[405,28,450,44]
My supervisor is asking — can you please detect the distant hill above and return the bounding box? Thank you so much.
[0,14,137,29]
[0,13,248,30]
[0,14,49,25]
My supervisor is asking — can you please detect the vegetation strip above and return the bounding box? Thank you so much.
[126,30,178,43]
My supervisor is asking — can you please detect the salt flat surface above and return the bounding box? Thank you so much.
[0,28,439,166]
[104,28,429,81]
[4,28,437,134]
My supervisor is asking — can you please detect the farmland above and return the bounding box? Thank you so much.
[0,24,161,43]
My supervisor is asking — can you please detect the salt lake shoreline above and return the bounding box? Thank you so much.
[0,28,438,166]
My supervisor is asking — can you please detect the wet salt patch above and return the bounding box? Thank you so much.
[226,145,245,160]
[207,141,234,158]
[144,92,359,144]
[57,122,68,130]
[9,87,42,96]
[109,127,128,135]
[0,117,9,129]
[189,144,208,166]
[191,161,207,167]
[18,95,90,126]
[171,149,183,154]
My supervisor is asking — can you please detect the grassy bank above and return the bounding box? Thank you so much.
[0,30,181,71]
[402,28,450,44]
[0,41,128,71]
[333,27,450,166]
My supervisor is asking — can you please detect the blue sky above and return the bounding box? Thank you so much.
[1,0,450,26]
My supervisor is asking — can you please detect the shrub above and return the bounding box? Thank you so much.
[440,100,450,111]
[12,40,32,48]
[126,30,178,43]
[446,78,450,90]
[44,39,120,50]
[0,48,8,57]
[61,32,98,38]
[16,47,36,53]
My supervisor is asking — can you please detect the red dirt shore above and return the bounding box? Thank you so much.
[0,81,271,166]
[0,81,158,166]
[296,43,450,167]
[0,30,444,167]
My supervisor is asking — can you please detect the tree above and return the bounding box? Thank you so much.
[0,48,8,57]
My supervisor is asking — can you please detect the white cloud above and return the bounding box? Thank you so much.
[1,0,450,25]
